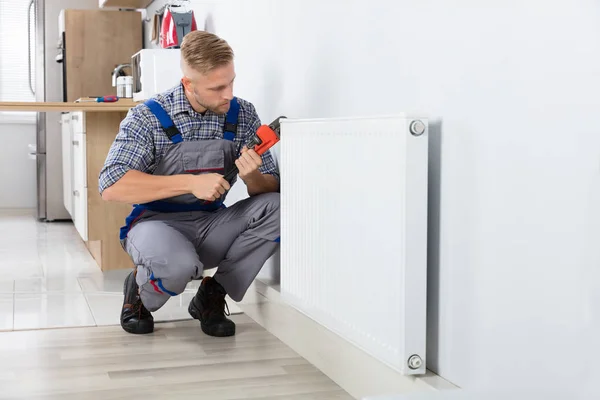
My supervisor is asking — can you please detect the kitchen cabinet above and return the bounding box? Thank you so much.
[2,100,139,272]
[69,108,134,271]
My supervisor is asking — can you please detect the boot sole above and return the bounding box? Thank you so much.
[188,299,236,337]
[121,319,154,335]
[201,322,236,337]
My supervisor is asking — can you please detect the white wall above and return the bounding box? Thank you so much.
[0,117,37,208]
[145,0,600,395]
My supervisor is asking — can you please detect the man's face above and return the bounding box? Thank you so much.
[182,62,236,115]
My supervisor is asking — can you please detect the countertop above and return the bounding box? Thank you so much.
[0,98,139,113]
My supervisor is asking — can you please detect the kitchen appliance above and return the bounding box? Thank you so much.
[160,2,197,49]
[116,76,133,98]
[131,49,182,102]
[30,0,98,221]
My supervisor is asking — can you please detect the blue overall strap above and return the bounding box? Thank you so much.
[119,204,146,240]
[144,99,183,144]
[223,97,240,141]
[119,200,226,240]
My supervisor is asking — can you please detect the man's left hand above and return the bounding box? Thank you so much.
[236,146,263,182]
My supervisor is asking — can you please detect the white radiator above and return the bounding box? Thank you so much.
[279,115,429,375]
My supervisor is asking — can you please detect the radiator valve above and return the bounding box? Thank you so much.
[410,120,426,136]
[408,354,423,370]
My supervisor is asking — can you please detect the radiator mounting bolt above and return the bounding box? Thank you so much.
[408,354,423,370]
[410,120,426,136]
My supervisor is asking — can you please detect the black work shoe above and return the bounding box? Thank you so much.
[121,270,154,334]
[188,276,235,337]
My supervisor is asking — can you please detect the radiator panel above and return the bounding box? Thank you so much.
[280,115,429,375]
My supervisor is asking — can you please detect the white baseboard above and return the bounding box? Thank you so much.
[238,279,458,400]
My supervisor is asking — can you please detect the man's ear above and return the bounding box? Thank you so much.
[181,76,193,93]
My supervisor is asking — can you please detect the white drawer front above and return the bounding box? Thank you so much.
[72,132,87,189]
[71,112,85,134]
[61,113,73,218]
[73,187,88,241]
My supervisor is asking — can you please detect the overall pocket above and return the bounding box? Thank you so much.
[182,149,225,174]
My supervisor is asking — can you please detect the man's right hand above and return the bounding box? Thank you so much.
[188,173,231,202]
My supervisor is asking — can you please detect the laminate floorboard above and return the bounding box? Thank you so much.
[0,314,354,400]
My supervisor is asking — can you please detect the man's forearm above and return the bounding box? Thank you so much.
[101,170,193,204]
[244,173,279,196]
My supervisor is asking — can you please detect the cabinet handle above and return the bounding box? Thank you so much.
[72,140,79,145]
[72,115,79,121]
[73,190,79,196]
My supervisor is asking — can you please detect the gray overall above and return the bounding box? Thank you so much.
[119,98,280,312]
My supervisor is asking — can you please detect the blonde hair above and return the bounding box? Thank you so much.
[180,31,234,75]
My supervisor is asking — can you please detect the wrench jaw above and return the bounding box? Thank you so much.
[222,116,286,185]
[245,116,286,153]
[246,135,262,150]
[268,116,287,137]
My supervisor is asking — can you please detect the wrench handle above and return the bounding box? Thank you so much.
[223,165,238,184]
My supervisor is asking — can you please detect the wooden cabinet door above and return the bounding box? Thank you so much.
[63,9,142,102]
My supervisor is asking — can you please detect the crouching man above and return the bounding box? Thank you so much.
[98,31,280,337]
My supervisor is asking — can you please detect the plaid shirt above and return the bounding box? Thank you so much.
[98,83,279,194]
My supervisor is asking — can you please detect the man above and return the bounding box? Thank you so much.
[98,31,280,337]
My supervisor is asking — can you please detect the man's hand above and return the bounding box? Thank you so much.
[188,173,230,202]
[236,146,263,183]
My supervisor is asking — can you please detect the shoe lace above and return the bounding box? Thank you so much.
[130,297,151,318]
[208,291,231,317]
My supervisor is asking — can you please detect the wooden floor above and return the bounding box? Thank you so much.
[0,314,354,399]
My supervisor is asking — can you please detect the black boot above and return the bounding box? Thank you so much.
[121,270,154,334]
[188,276,235,337]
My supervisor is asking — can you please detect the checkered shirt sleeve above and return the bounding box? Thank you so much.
[98,109,155,194]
